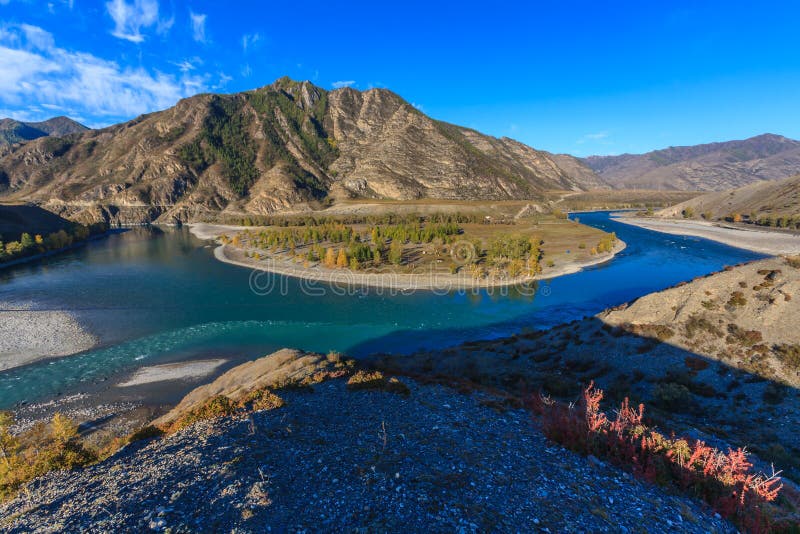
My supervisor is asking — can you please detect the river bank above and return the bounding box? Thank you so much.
[613,216,800,255]
[0,229,121,271]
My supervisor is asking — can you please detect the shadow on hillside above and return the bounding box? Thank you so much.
[0,204,73,242]
[353,316,800,483]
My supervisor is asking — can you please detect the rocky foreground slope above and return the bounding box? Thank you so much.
[0,350,733,533]
[0,78,586,225]
[373,256,800,484]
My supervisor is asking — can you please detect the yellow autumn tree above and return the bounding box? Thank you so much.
[336,248,348,268]
[324,248,336,268]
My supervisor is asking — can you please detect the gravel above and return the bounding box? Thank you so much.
[0,378,734,532]
[0,300,98,371]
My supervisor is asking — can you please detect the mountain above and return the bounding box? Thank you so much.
[0,116,88,147]
[581,134,800,191]
[0,78,584,225]
[657,173,800,220]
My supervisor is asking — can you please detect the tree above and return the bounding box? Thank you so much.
[50,413,78,444]
[336,248,348,268]
[389,240,403,265]
[324,247,336,268]
[372,248,382,265]
[20,233,34,250]
[682,207,695,219]
[0,412,19,470]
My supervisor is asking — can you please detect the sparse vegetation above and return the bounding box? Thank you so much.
[346,370,410,395]
[0,221,108,264]
[528,383,785,532]
[0,412,97,501]
[727,291,748,308]
[773,344,800,370]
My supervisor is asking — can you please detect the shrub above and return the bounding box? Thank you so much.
[785,256,800,269]
[726,325,763,348]
[762,383,787,405]
[684,356,710,372]
[651,382,693,412]
[240,389,285,412]
[346,370,410,395]
[0,412,97,501]
[774,344,800,370]
[727,291,747,308]
[685,314,723,339]
[166,395,238,433]
[628,323,674,341]
[527,383,784,532]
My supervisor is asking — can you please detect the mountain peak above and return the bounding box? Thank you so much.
[0,116,87,147]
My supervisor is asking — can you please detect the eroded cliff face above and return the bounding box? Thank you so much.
[0,78,585,225]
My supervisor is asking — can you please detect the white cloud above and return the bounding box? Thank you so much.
[411,102,424,111]
[171,57,202,73]
[105,0,163,43]
[576,131,611,145]
[331,80,355,89]
[189,11,206,43]
[0,23,207,124]
[19,24,54,50]
[241,32,260,52]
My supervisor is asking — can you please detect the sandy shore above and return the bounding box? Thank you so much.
[117,359,227,387]
[189,223,254,240]
[0,302,99,371]
[614,216,800,255]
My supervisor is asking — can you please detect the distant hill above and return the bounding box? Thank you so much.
[0,116,88,147]
[0,78,585,225]
[658,173,800,222]
[581,134,800,191]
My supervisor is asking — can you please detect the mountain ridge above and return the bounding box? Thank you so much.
[0,78,586,225]
[2,79,800,224]
[581,133,800,191]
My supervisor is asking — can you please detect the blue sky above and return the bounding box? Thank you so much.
[0,1,798,156]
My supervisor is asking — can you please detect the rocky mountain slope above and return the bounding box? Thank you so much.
[0,350,733,533]
[0,117,87,150]
[0,78,584,225]
[657,173,800,220]
[582,134,800,191]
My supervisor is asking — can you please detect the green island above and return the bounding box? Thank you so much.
[213,209,620,285]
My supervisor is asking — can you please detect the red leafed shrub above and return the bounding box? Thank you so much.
[528,382,787,533]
